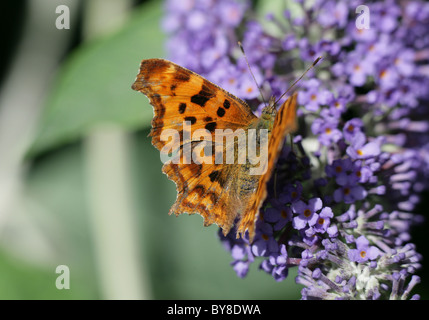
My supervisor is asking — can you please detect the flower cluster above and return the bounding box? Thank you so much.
[162,0,429,299]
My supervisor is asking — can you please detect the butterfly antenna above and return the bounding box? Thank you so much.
[238,41,269,107]
[275,56,323,105]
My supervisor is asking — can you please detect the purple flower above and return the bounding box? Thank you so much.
[292,198,323,230]
[393,49,416,76]
[376,66,400,90]
[279,182,302,204]
[348,236,381,263]
[263,205,291,231]
[345,52,374,86]
[336,169,361,188]
[327,224,339,238]
[232,260,249,278]
[311,116,342,146]
[300,228,320,246]
[186,10,209,31]
[355,164,374,183]
[282,34,297,50]
[298,79,334,112]
[317,1,348,28]
[326,158,354,180]
[218,1,246,27]
[231,244,246,260]
[251,223,278,256]
[343,118,364,142]
[328,160,369,204]
[329,97,348,117]
[163,0,427,299]
[347,132,381,160]
[347,22,377,43]
[238,73,262,99]
[299,38,322,62]
[261,244,289,282]
[333,183,367,204]
[313,207,334,233]
[372,2,400,33]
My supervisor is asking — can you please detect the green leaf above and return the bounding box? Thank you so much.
[27,1,164,157]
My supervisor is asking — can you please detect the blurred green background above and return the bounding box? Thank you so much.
[0,0,427,300]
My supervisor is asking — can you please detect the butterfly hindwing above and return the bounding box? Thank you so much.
[163,153,239,235]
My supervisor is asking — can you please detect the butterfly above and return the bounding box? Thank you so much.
[132,59,297,242]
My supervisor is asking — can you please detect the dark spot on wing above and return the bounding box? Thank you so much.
[217,107,225,117]
[188,163,202,176]
[208,170,227,187]
[191,82,215,107]
[223,99,231,109]
[140,59,169,78]
[209,171,220,182]
[184,116,197,125]
[179,103,186,114]
[174,69,191,82]
[208,192,218,204]
[205,122,217,132]
[152,93,161,104]
[194,185,206,197]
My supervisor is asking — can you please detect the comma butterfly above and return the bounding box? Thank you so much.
[132,59,299,242]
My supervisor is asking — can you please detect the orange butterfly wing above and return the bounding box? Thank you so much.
[132,59,257,235]
[132,58,298,242]
[132,59,256,150]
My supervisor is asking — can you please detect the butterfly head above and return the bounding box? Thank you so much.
[258,96,278,131]
[261,96,277,117]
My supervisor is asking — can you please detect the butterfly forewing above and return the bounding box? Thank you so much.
[132,59,256,153]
